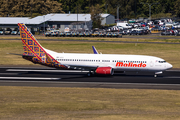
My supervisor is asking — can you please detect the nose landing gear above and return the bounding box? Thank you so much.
[154,71,163,78]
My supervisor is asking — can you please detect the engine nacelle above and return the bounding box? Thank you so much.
[95,67,114,75]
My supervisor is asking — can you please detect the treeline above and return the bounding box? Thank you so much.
[61,0,180,19]
[0,0,63,17]
[0,0,180,19]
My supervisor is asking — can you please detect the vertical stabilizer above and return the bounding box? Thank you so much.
[18,23,66,68]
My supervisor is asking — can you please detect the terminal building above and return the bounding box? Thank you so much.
[0,13,115,33]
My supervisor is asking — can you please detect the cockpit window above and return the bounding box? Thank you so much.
[159,61,166,63]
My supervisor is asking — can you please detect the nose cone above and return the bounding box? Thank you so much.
[167,63,173,70]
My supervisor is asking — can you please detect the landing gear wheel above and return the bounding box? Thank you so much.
[87,73,91,77]
[87,71,95,77]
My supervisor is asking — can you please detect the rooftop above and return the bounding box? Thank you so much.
[0,13,111,25]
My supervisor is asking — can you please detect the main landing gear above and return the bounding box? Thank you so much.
[87,71,95,77]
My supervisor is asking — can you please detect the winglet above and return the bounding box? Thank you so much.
[92,46,99,54]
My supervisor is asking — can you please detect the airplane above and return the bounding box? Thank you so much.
[18,23,172,77]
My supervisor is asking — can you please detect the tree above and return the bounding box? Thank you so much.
[90,4,103,28]
[0,0,64,17]
[174,0,180,17]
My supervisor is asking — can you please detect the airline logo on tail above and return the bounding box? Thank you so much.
[18,23,67,69]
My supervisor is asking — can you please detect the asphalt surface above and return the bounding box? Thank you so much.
[2,34,180,44]
[0,66,180,90]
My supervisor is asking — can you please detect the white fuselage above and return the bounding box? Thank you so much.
[46,49,172,72]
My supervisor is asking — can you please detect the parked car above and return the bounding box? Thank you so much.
[84,32,91,37]
[4,28,12,35]
[106,32,113,37]
[99,32,106,37]
[59,32,65,37]
[161,30,174,35]
[71,32,78,37]
[137,30,143,35]
[45,31,51,37]
[111,32,119,37]
[122,30,128,35]
[0,29,4,35]
[91,31,99,37]
[11,28,19,35]
[130,30,138,35]
[65,32,72,37]
[78,32,85,37]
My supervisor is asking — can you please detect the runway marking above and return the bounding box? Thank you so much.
[6,69,89,73]
[166,70,180,72]
[0,67,56,69]
[164,76,180,79]
[0,77,61,80]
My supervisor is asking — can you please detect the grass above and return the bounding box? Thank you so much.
[0,86,180,120]
[0,40,180,68]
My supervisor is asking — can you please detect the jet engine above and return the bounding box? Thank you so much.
[95,67,114,75]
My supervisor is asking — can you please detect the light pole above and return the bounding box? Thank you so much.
[106,4,108,13]
[141,2,159,20]
[117,5,121,22]
[77,3,78,31]
[43,15,45,35]
[85,17,86,29]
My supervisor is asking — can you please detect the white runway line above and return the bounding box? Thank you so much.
[0,67,56,69]
[6,69,89,73]
[166,70,180,72]
[164,76,180,79]
[0,77,61,80]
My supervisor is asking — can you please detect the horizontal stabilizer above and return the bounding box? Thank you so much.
[7,53,22,56]
[22,54,35,58]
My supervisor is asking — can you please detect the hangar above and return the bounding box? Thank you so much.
[0,13,115,33]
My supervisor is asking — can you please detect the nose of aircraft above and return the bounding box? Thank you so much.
[167,63,173,69]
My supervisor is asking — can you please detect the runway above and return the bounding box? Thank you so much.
[0,66,180,90]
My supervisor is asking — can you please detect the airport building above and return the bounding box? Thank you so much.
[0,13,115,33]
